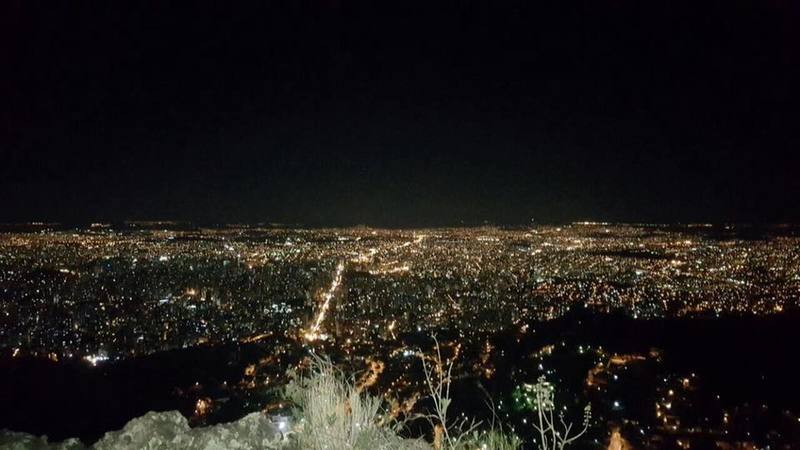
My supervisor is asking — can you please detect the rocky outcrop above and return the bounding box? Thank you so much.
[1,411,283,450]
[0,432,84,450]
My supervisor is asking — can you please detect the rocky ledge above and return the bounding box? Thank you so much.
[0,410,284,450]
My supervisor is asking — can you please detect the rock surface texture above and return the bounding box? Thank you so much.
[1,411,283,450]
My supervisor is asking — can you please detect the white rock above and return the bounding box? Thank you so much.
[2,411,282,450]
[0,431,85,450]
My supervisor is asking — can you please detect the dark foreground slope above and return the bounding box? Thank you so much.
[2,309,799,447]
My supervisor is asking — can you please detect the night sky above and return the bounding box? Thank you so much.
[3,1,799,226]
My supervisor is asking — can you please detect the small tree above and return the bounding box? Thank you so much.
[519,376,591,450]
[419,337,480,449]
[419,337,521,450]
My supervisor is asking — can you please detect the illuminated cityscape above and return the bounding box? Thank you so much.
[1,223,799,447]
[2,223,798,358]
[4,1,799,448]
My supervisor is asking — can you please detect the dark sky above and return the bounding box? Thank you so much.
[2,1,799,226]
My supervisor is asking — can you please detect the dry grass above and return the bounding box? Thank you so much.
[282,351,523,450]
[283,355,430,450]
